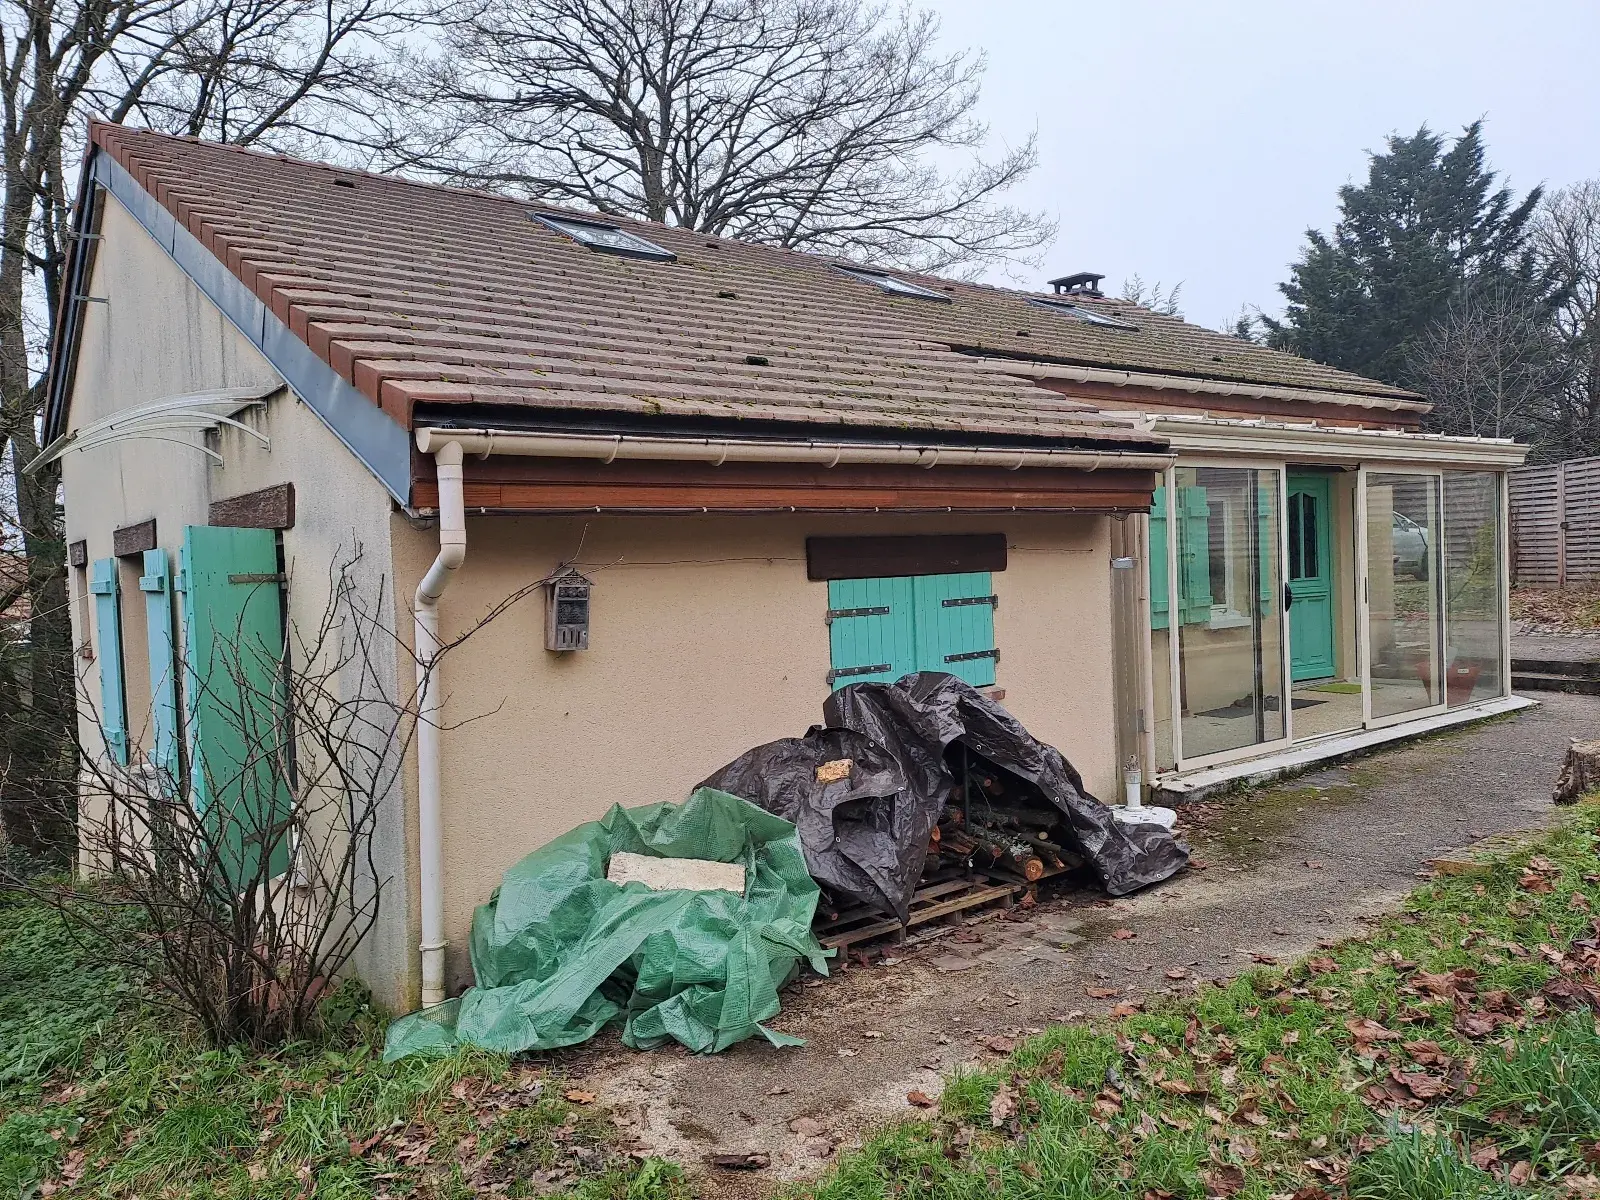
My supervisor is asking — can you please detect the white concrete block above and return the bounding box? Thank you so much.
[606,851,746,895]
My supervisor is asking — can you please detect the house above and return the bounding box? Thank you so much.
[43,124,1531,1013]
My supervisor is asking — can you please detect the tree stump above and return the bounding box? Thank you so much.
[1554,739,1600,806]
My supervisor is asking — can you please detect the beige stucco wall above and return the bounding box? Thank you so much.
[391,510,1119,994]
[61,191,413,1008]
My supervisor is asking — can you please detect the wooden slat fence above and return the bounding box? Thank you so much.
[1511,456,1600,586]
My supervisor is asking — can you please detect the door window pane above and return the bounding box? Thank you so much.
[1366,473,1443,719]
[1175,466,1285,759]
[1443,472,1505,705]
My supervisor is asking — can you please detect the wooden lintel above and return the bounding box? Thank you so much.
[112,518,156,558]
[210,482,295,529]
[807,533,1006,581]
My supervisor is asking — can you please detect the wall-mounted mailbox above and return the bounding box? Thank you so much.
[545,567,592,651]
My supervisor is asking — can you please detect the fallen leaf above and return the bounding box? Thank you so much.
[1205,1163,1246,1197]
[989,1080,1018,1128]
[789,1117,825,1137]
[1392,1068,1449,1100]
[1157,1079,1195,1096]
[1307,956,1338,974]
[1454,1010,1507,1038]
[1346,1017,1402,1047]
[1086,986,1119,999]
[1229,1135,1260,1164]
[1470,1142,1501,1169]
[1403,1039,1451,1066]
[708,1152,770,1170]
[1112,929,1138,940]
[906,1090,936,1108]
[1251,952,1279,964]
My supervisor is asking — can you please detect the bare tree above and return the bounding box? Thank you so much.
[1118,273,1182,317]
[1411,282,1569,444]
[0,0,415,849]
[1532,180,1600,461]
[386,0,1054,276]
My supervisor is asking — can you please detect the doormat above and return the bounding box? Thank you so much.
[1313,682,1363,694]
[1198,696,1324,718]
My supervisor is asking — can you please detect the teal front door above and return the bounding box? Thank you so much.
[1287,474,1335,681]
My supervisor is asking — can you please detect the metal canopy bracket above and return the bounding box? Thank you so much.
[26,385,279,474]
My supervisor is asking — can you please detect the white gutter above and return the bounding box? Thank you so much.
[412,427,1176,473]
[983,359,1432,415]
[414,438,466,1008]
[1144,413,1529,468]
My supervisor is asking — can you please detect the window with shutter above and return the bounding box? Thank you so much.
[1177,486,1214,625]
[1150,487,1170,630]
[179,525,292,885]
[89,558,129,765]
[827,572,996,689]
[140,548,181,791]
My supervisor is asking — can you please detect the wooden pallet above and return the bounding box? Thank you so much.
[815,874,1018,952]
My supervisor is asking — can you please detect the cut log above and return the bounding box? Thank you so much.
[1554,739,1600,806]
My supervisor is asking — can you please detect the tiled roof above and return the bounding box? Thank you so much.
[87,125,1420,450]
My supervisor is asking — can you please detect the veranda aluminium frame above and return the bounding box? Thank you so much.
[1147,442,1516,777]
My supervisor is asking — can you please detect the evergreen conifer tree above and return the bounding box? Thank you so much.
[1264,122,1544,388]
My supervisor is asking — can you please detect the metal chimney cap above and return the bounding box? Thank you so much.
[1048,272,1105,295]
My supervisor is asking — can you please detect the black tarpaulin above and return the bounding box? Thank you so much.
[697,728,924,922]
[702,673,1188,921]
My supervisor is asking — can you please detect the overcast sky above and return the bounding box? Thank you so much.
[921,0,1600,331]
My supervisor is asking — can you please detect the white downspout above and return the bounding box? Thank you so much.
[414,438,465,1007]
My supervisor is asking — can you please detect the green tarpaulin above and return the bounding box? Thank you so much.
[384,788,829,1061]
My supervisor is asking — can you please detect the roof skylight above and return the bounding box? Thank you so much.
[531,212,676,262]
[836,265,952,302]
[1027,296,1139,331]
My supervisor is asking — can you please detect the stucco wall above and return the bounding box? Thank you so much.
[390,510,1118,994]
[61,191,413,1008]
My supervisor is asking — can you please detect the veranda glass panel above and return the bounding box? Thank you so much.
[1366,473,1444,720]
[1443,471,1506,705]
[1175,466,1285,759]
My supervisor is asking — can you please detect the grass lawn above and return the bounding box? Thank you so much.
[0,887,686,1199]
[8,804,1600,1199]
[795,802,1600,1200]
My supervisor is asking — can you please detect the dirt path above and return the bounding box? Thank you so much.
[574,691,1600,1197]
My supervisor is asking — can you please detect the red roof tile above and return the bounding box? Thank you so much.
[87,125,1419,448]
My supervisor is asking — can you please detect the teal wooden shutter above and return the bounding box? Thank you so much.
[914,572,997,687]
[89,558,129,765]
[827,576,915,687]
[179,526,291,885]
[827,572,996,690]
[1257,480,1275,609]
[140,548,181,790]
[1149,487,1170,630]
[1177,485,1213,625]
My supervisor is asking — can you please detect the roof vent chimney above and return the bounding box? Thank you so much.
[1048,272,1105,297]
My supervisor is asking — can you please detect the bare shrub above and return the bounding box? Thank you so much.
[26,551,518,1047]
